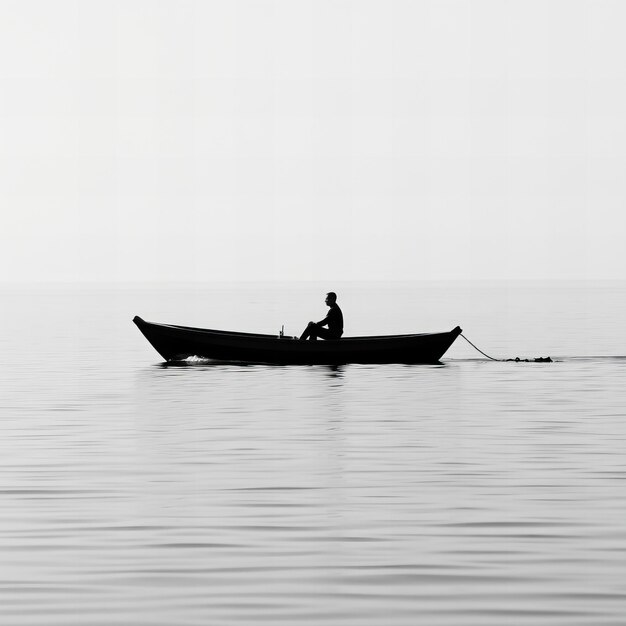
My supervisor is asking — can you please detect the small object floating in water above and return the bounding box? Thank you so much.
[133,316,463,364]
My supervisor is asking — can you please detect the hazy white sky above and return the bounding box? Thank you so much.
[1,0,625,282]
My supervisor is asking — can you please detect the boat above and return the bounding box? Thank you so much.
[133,316,462,365]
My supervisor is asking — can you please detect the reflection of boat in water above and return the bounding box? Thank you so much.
[133,316,462,365]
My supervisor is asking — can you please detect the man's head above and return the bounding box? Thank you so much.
[325,292,337,306]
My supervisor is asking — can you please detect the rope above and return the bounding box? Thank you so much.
[458,333,553,363]
[459,333,501,361]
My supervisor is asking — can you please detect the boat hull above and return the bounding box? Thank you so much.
[133,316,462,365]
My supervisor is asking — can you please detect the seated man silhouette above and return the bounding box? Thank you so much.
[300,292,343,341]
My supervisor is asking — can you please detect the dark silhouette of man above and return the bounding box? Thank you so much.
[300,292,343,340]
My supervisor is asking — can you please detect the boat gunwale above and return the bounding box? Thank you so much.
[134,317,453,343]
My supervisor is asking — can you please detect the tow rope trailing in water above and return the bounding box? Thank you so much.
[459,334,552,363]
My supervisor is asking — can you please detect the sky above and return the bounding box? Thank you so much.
[1,0,625,282]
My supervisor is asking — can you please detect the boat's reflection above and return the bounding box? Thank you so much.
[157,359,346,377]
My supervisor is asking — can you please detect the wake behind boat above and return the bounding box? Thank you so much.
[133,316,462,365]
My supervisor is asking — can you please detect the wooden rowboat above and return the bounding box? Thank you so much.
[133,316,462,365]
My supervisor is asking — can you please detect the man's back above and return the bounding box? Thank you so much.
[325,303,343,337]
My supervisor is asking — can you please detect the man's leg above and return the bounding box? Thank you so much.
[314,327,337,340]
[300,323,339,341]
[300,321,318,340]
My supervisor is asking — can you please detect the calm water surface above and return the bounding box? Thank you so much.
[1,282,625,625]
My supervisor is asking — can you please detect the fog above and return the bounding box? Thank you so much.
[1,0,625,282]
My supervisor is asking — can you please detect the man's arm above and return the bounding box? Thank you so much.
[316,312,330,327]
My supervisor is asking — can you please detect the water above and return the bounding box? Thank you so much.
[1,281,625,625]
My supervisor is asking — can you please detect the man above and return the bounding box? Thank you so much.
[300,292,344,341]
